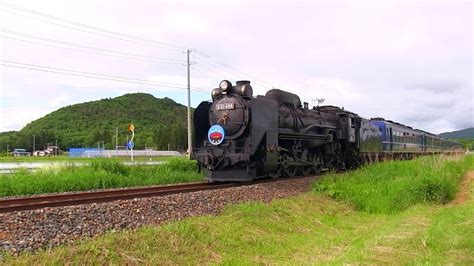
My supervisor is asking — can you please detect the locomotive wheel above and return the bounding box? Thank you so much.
[312,166,321,175]
[311,155,323,174]
[279,152,297,177]
[300,166,312,175]
[283,165,297,177]
[271,166,283,179]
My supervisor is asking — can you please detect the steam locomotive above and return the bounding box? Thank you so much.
[192,80,463,182]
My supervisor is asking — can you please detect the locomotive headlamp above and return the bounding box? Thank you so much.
[211,88,222,100]
[219,80,232,91]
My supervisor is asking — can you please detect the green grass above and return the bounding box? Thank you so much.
[3,155,473,264]
[0,158,202,197]
[314,155,474,213]
[0,155,174,163]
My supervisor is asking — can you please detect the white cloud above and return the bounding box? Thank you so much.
[48,93,70,108]
[0,0,471,134]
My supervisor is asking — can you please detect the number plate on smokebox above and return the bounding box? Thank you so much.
[215,103,235,110]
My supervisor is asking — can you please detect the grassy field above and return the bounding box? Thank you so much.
[2,155,473,264]
[0,158,203,197]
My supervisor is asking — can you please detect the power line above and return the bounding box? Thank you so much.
[193,58,273,91]
[1,62,183,88]
[194,59,246,82]
[0,2,187,51]
[0,8,186,53]
[0,2,275,91]
[192,65,222,79]
[191,55,263,85]
[0,36,213,93]
[0,3,273,89]
[1,29,186,62]
[1,59,183,86]
[0,6,207,90]
[194,50,274,89]
[0,60,208,94]
[0,3,269,96]
[1,62,209,95]
[0,32,186,65]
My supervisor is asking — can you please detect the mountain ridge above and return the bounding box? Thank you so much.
[438,127,474,139]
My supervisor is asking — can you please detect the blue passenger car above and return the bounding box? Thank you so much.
[365,118,462,157]
[369,118,424,154]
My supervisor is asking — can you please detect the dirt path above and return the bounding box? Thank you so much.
[450,170,474,206]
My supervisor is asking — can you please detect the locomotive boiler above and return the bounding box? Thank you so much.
[192,80,361,182]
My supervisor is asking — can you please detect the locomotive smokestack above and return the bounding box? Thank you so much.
[304,102,308,109]
[236,80,250,85]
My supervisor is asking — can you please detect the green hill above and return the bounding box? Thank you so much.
[439,127,474,139]
[439,127,474,150]
[0,93,190,152]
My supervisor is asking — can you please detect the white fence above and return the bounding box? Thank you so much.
[83,150,182,158]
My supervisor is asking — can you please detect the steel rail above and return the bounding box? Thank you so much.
[0,182,237,213]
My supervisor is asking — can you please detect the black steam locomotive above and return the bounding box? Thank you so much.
[192,80,462,182]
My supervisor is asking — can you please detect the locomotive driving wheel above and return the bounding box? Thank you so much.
[280,152,297,177]
[272,166,283,179]
[284,164,297,177]
[297,147,312,176]
[296,148,321,176]
[310,153,323,174]
[300,166,312,176]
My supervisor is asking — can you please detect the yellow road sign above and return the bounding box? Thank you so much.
[129,124,135,132]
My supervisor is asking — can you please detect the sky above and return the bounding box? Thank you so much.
[0,0,472,134]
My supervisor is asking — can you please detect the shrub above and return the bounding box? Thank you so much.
[164,157,198,172]
[313,155,473,214]
[90,159,130,176]
[0,158,202,197]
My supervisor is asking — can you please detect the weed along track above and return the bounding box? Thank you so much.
[0,176,316,255]
[0,175,315,213]
[0,182,239,213]
[1,156,472,261]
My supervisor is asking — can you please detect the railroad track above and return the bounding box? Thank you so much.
[0,182,238,213]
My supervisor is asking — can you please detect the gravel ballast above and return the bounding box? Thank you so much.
[0,176,316,255]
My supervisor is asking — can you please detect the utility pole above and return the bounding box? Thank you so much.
[33,135,36,155]
[115,128,118,158]
[186,48,192,158]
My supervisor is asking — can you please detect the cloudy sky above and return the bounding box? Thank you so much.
[0,0,472,134]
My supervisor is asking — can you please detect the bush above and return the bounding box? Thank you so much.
[313,155,473,214]
[90,159,130,176]
[164,157,198,172]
